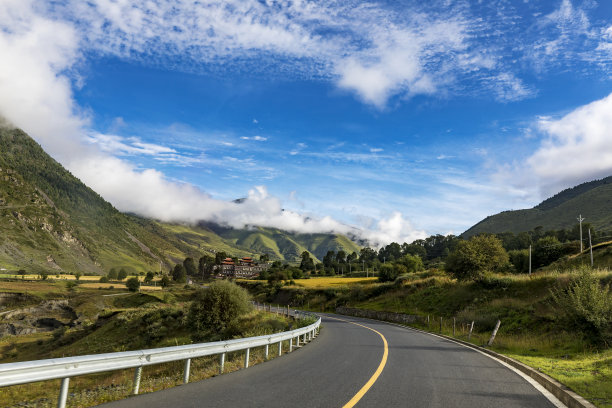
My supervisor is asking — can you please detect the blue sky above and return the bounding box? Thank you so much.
[1,0,612,245]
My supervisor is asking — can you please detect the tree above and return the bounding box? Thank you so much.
[398,254,424,273]
[336,250,346,264]
[359,247,377,265]
[108,268,118,280]
[378,264,399,282]
[144,271,154,283]
[259,253,270,263]
[99,276,109,283]
[39,271,49,280]
[508,249,530,274]
[445,235,509,281]
[117,268,128,281]
[160,275,170,288]
[18,269,26,279]
[183,257,197,276]
[299,251,315,272]
[172,264,187,283]
[215,252,228,265]
[533,236,564,268]
[188,280,251,334]
[126,277,140,292]
[322,251,335,268]
[401,243,427,260]
[379,242,401,262]
[199,255,215,280]
[74,272,82,281]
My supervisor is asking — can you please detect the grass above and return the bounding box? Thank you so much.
[239,276,378,289]
[290,277,378,288]
[242,267,612,406]
[0,280,315,407]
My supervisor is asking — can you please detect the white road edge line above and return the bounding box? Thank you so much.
[335,315,567,408]
[425,331,567,408]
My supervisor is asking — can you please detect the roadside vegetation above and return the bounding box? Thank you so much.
[240,233,612,407]
[0,280,310,407]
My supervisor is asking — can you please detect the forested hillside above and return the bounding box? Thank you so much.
[464,176,612,237]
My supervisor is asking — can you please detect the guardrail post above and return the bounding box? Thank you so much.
[303,333,307,343]
[289,338,293,352]
[244,348,250,368]
[57,377,70,408]
[220,352,226,374]
[265,344,269,360]
[132,367,142,395]
[278,341,282,356]
[183,358,191,384]
[296,336,300,347]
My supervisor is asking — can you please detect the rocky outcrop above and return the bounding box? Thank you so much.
[0,298,77,338]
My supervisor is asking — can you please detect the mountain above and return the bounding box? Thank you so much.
[463,176,612,237]
[0,127,361,273]
[199,223,362,263]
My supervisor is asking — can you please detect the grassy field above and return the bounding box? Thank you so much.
[0,281,310,407]
[291,277,378,288]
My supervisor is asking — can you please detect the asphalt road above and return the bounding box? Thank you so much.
[101,314,561,408]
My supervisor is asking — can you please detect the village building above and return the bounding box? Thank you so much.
[215,257,270,278]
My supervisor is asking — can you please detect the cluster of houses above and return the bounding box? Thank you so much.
[214,257,270,278]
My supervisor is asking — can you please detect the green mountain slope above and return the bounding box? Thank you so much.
[0,127,361,271]
[202,224,362,262]
[464,176,612,237]
[0,127,191,274]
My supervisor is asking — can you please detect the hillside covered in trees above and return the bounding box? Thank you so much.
[464,176,612,237]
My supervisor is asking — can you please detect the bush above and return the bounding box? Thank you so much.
[126,277,140,292]
[551,267,612,345]
[398,254,424,273]
[99,276,109,283]
[378,264,398,282]
[117,268,128,281]
[188,280,251,335]
[445,235,508,281]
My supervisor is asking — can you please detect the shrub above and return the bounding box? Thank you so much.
[99,276,109,283]
[551,267,612,345]
[126,277,140,292]
[445,235,508,281]
[398,254,424,273]
[188,280,251,335]
[117,268,128,281]
[378,264,398,282]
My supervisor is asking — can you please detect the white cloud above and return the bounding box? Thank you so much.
[496,92,612,198]
[0,0,427,246]
[370,148,383,153]
[50,0,541,108]
[86,132,176,156]
[240,135,268,141]
[0,0,87,158]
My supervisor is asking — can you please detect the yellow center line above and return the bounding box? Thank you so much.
[325,315,389,408]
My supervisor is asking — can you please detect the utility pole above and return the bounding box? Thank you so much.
[589,228,593,267]
[578,214,585,253]
[528,245,532,276]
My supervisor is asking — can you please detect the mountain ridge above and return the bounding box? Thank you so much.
[463,176,612,237]
[0,127,361,273]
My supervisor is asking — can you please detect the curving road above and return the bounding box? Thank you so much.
[101,314,564,408]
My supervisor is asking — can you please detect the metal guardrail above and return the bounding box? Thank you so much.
[0,302,320,408]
